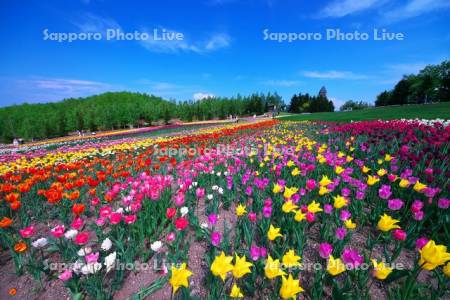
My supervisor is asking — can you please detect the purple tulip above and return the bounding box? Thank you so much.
[318,243,333,259]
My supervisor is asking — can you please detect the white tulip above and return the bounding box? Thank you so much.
[101,238,113,251]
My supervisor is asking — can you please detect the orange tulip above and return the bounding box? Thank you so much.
[5,193,20,203]
[14,241,27,253]
[72,203,85,215]
[0,217,13,228]
[10,201,21,211]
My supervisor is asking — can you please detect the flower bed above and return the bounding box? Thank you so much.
[0,119,449,299]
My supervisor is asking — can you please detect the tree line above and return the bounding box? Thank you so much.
[288,93,334,113]
[376,61,450,106]
[0,91,283,143]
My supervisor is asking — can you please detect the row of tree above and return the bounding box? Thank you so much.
[375,61,450,106]
[0,92,284,143]
[288,93,334,113]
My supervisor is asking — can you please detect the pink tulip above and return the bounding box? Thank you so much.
[208,214,218,226]
[19,226,34,238]
[388,199,404,210]
[248,212,257,222]
[411,200,423,213]
[59,269,73,281]
[306,179,316,190]
[211,231,221,247]
[196,188,205,199]
[335,227,347,240]
[166,232,176,242]
[324,204,333,214]
[51,225,65,238]
[74,232,89,245]
[85,252,99,264]
[438,198,449,209]
[416,237,429,249]
[392,229,407,241]
[109,212,122,224]
[124,214,137,224]
[71,217,83,230]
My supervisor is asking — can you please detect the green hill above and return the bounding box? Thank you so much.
[278,102,450,122]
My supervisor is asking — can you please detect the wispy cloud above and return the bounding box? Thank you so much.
[262,79,302,87]
[383,0,450,22]
[205,33,230,51]
[3,77,116,104]
[23,78,113,95]
[318,0,381,18]
[385,62,428,74]
[73,13,121,33]
[140,30,230,53]
[301,70,369,80]
[317,0,450,21]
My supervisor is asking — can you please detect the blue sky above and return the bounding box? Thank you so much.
[0,0,449,108]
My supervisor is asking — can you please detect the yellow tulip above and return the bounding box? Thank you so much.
[265,255,285,279]
[335,166,345,175]
[268,224,283,241]
[333,195,348,209]
[283,186,298,199]
[230,284,244,298]
[232,255,253,278]
[279,274,304,300]
[294,210,306,222]
[291,167,300,176]
[282,200,298,213]
[169,263,193,294]
[282,250,301,268]
[273,183,282,194]
[372,259,393,280]
[443,262,450,277]
[319,175,332,186]
[344,219,356,229]
[413,181,427,192]
[210,251,234,281]
[399,178,410,188]
[236,204,247,217]
[377,214,401,232]
[367,175,380,186]
[318,186,329,195]
[377,169,387,177]
[327,255,346,276]
[307,200,323,213]
[419,240,450,270]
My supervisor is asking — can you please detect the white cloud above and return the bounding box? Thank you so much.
[73,13,121,33]
[262,80,302,87]
[193,92,215,101]
[318,0,381,18]
[205,33,230,50]
[301,70,369,80]
[383,0,450,22]
[140,30,230,54]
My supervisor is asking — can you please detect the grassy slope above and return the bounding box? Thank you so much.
[278,102,450,122]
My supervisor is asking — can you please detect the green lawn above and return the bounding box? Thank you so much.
[278,102,450,122]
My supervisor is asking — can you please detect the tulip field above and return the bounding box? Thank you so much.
[0,118,449,300]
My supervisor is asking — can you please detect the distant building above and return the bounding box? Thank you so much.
[318,86,327,98]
